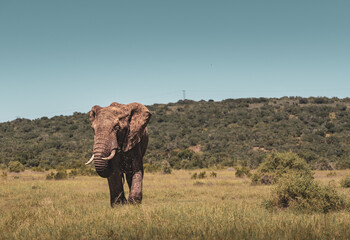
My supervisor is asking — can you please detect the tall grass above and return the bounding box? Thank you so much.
[1,170,350,239]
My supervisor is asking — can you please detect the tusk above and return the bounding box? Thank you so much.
[85,155,94,165]
[102,149,116,160]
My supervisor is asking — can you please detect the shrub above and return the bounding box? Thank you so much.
[265,172,347,213]
[46,172,55,180]
[46,168,68,180]
[314,159,333,170]
[8,161,25,173]
[299,98,308,104]
[251,152,311,185]
[198,171,207,179]
[162,166,172,174]
[0,163,7,170]
[1,171,7,178]
[143,161,172,174]
[143,163,161,173]
[250,173,261,184]
[191,171,207,179]
[235,166,251,178]
[32,166,44,172]
[335,158,350,170]
[75,167,98,176]
[54,170,67,180]
[83,168,98,176]
[210,171,217,177]
[69,169,78,177]
[161,161,172,174]
[340,177,350,188]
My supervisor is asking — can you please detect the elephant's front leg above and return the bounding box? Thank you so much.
[127,170,143,203]
[107,170,126,207]
[127,147,144,203]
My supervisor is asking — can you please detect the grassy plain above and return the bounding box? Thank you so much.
[1,169,350,240]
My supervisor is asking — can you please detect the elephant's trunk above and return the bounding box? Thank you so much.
[92,136,117,178]
[93,154,112,178]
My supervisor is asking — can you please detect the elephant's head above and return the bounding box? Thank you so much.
[86,102,151,178]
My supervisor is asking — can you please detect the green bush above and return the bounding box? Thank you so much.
[143,163,161,173]
[8,161,25,173]
[251,152,311,185]
[335,159,350,170]
[162,165,172,174]
[143,161,172,174]
[54,170,67,180]
[250,173,261,184]
[266,172,347,213]
[46,168,68,180]
[191,171,207,179]
[46,172,55,180]
[75,167,97,176]
[161,161,172,174]
[314,159,333,170]
[235,166,251,178]
[32,166,44,172]
[198,171,206,179]
[83,168,98,176]
[69,169,78,177]
[340,177,350,188]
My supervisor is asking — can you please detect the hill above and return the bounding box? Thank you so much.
[1,96,350,170]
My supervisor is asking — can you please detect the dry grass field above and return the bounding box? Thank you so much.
[2,169,350,240]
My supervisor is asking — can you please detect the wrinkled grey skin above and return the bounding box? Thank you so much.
[89,102,151,206]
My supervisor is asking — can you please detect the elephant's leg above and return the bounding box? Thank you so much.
[127,147,144,203]
[128,171,143,203]
[126,172,133,190]
[107,170,126,207]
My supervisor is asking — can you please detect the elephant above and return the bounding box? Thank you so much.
[85,102,151,206]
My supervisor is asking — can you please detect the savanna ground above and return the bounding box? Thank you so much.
[2,169,350,240]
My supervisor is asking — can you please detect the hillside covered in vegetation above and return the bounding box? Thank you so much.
[1,97,350,170]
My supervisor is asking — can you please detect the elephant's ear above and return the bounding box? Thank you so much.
[123,103,151,152]
[90,105,102,124]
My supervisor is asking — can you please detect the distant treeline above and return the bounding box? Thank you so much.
[1,96,350,170]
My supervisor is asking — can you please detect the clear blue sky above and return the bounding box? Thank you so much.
[1,0,349,122]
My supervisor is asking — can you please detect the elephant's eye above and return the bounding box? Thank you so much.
[113,124,120,131]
